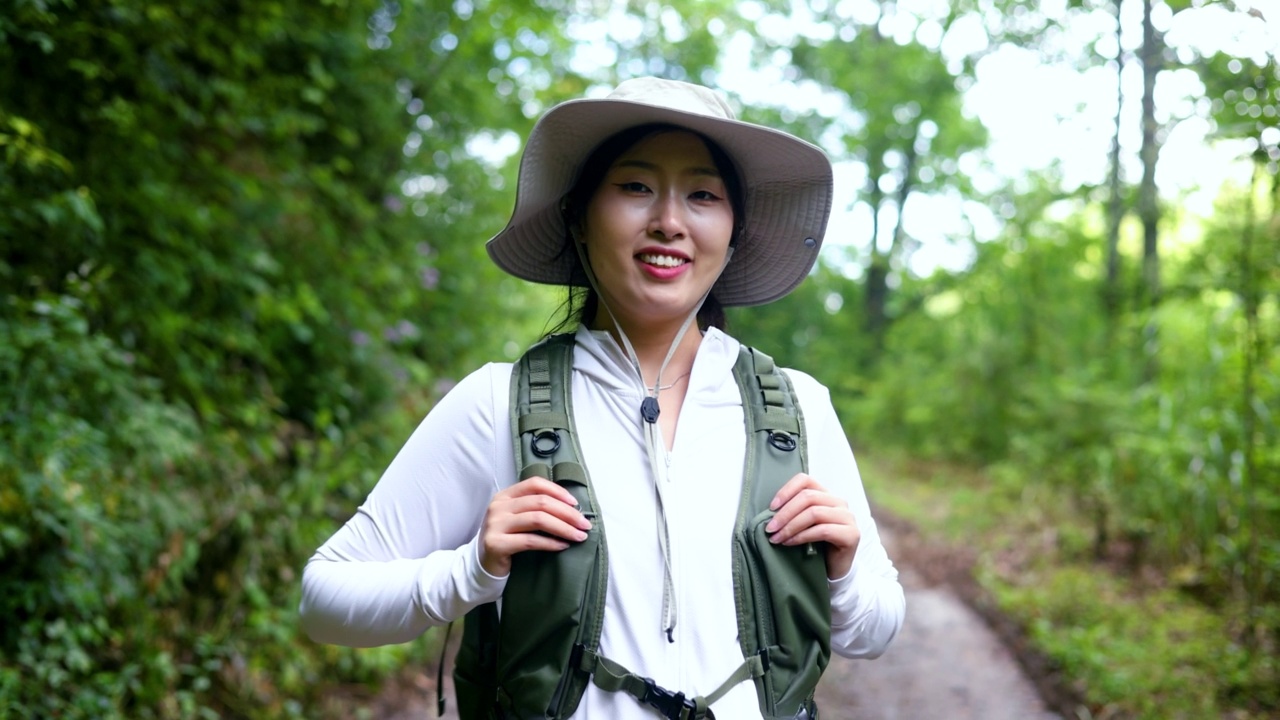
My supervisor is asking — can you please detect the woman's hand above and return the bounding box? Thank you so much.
[478,477,593,577]
[766,473,860,580]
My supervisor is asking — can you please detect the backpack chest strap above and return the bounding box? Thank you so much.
[575,645,767,720]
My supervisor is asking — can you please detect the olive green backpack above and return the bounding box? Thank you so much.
[450,334,831,719]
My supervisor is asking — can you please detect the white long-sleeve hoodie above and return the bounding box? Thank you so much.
[300,326,904,719]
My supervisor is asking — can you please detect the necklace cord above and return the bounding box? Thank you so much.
[651,369,691,393]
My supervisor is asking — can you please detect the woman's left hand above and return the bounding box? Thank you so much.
[766,473,860,580]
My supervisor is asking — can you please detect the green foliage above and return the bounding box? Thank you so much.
[996,565,1254,719]
[0,0,560,715]
[728,259,869,403]
[788,28,985,346]
[847,173,1280,714]
[0,292,203,718]
[791,32,986,187]
[866,452,1279,718]
[1197,52,1280,174]
[0,0,825,715]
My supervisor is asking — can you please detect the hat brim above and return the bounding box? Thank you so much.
[485,95,833,307]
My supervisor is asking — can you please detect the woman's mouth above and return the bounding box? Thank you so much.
[637,252,689,268]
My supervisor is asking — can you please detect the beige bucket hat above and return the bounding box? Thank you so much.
[485,77,833,307]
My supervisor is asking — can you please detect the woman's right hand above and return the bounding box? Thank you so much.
[478,477,593,577]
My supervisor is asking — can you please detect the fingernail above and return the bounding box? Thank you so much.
[769,498,780,511]
[575,530,588,541]
[765,520,777,533]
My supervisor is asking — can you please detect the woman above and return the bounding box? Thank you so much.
[300,77,904,719]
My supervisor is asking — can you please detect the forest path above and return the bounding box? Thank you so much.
[815,526,1060,720]
[365,523,1062,720]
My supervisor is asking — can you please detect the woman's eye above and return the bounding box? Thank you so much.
[617,182,650,193]
[691,190,722,201]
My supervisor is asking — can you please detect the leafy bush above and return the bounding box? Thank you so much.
[1,0,551,716]
[0,292,201,717]
[996,565,1246,719]
[847,180,1280,714]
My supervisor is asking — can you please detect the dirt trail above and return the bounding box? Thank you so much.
[366,525,1061,720]
[814,527,1060,720]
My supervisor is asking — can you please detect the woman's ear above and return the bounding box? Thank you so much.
[563,200,589,247]
[560,196,581,242]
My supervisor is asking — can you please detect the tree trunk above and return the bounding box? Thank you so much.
[1137,0,1163,383]
[864,259,890,349]
[1104,0,1125,321]
[1240,160,1269,649]
[1139,0,1160,306]
[864,155,889,350]
[864,122,918,352]
[890,134,918,259]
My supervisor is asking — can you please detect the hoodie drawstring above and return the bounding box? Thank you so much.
[571,236,735,642]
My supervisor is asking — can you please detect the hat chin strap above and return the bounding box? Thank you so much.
[572,237,735,643]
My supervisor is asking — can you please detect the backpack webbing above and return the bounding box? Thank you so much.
[451,334,830,720]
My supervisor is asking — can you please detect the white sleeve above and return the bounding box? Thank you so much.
[785,369,905,659]
[298,363,516,647]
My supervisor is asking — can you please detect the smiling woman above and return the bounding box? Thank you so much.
[578,129,736,338]
[558,121,746,336]
[299,77,905,720]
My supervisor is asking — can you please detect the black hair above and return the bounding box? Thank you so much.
[549,123,744,335]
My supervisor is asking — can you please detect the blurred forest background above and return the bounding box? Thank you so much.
[1,0,1276,718]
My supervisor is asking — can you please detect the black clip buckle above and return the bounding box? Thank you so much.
[641,678,698,720]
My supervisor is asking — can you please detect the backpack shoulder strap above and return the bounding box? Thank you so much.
[733,344,808,507]
[510,333,586,483]
[503,333,610,718]
[731,344,830,720]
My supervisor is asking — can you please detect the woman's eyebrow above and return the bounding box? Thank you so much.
[613,159,722,178]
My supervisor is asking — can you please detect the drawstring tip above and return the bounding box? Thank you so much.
[666,628,674,643]
[641,397,660,424]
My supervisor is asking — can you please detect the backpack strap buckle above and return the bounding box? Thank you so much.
[641,678,712,720]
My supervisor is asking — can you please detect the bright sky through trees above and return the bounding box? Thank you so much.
[713,0,1280,275]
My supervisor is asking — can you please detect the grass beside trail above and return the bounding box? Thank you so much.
[858,451,1276,720]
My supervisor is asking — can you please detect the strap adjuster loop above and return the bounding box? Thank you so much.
[768,431,797,452]
[531,429,561,457]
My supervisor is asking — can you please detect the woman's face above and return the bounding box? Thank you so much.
[581,130,735,332]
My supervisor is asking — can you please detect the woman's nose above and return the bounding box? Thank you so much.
[648,194,687,239]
